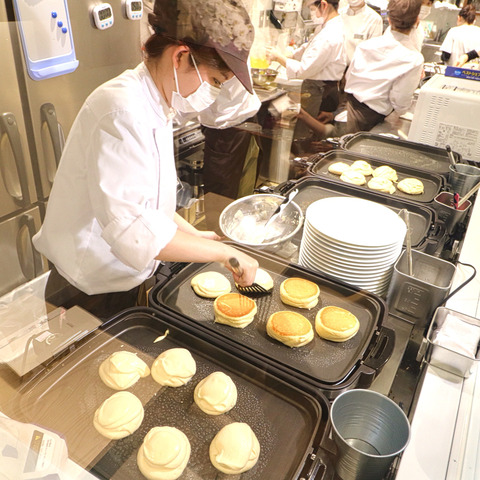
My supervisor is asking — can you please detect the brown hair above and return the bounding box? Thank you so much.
[388,0,422,32]
[459,4,477,24]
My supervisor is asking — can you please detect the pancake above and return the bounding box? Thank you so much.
[93,391,144,440]
[98,351,150,390]
[279,277,320,309]
[340,170,366,186]
[397,177,424,195]
[350,160,373,176]
[151,348,197,387]
[328,161,351,175]
[253,268,274,291]
[209,423,260,475]
[372,165,398,182]
[137,426,191,480]
[266,311,314,347]
[315,306,360,342]
[213,293,257,328]
[367,177,396,194]
[194,371,237,415]
[191,271,231,298]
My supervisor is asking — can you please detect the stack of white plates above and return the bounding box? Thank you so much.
[299,197,407,296]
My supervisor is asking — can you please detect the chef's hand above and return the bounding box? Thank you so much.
[223,248,258,287]
[456,54,468,67]
[196,230,222,241]
[317,111,335,124]
[266,47,287,68]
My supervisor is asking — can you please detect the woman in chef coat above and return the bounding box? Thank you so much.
[33,0,259,318]
[267,0,346,139]
[440,4,480,67]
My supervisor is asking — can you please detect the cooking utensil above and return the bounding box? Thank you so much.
[457,180,480,208]
[228,257,272,295]
[264,188,299,230]
[251,68,279,86]
[446,144,457,171]
[401,209,413,276]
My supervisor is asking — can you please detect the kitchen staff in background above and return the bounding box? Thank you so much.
[33,0,258,318]
[440,4,480,67]
[344,0,424,133]
[267,0,346,139]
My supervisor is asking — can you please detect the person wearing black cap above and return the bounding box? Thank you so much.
[344,0,424,133]
[33,0,259,318]
[267,0,347,139]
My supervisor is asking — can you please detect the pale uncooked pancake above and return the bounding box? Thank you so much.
[397,177,424,195]
[340,170,366,186]
[98,351,150,390]
[266,311,314,347]
[328,161,351,175]
[194,371,237,415]
[350,160,373,176]
[253,268,274,291]
[315,306,360,342]
[213,293,257,328]
[137,426,191,480]
[151,348,196,387]
[93,391,144,439]
[372,165,398,182]
[279,277,320,309]
[209,422,260,474]
[367,177,396,194]
[191,271,231,298]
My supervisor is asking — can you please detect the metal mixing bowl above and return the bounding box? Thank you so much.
[219,194,304,247]
[251,68,278,86]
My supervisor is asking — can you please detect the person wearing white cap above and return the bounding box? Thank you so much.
[33,0,259,318]
[267,0,347,139]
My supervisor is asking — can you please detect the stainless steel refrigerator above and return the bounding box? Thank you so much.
[0,0,143,297]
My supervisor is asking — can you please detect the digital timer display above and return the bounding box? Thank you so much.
[131,1,142,11]
[98,6,112,20]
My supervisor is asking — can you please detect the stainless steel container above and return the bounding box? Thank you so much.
[330,389,410,480]
[387,249,456,325]
[448,164,480,197]
[433,191,471,235]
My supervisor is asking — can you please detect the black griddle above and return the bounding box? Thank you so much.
[150,247,393,398]
[340,133,461,177]
[9,308,330,480]
[276,176,444,252]
[308,150,444,203]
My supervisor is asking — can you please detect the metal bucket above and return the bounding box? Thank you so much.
[448,164,480,197]
[433,191,471,235]
[330,389,410,480]
[386,249,456,325]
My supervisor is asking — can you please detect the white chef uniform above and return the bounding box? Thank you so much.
[345,28,424,116]
[33,63,178,295]
[440,24,480,66]
[340,4,383,64]
[286,16,347,81]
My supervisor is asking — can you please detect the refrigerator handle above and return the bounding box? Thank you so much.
[17,213,44,281]
[40,102,65,169]
[0,112,31,206]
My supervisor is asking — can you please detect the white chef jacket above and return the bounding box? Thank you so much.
[33,63,178,295]
[345,28,424,115]
[286,16,347,81]
[340,5,383,64]
[440,24,480,66]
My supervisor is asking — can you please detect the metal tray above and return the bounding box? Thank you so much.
[308,150,444,203]
[150,247,393,395]
[341,133,461,176]
[7,308,329,480]
[276,176,442,251]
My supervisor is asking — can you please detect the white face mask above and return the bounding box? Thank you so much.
[310,4,325,26]
[348,0,364,8]
[419,5,431,20]
[171,54,221,114]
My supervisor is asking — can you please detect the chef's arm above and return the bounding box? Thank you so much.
[155,229,258,285]
[456,50,479,67]
[296,108,332,135]
[441,51,451,63]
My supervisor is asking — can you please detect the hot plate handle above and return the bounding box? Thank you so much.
[362,326,395,372]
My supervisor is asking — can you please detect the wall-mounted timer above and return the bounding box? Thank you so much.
[124,0,143,20]
[92,3,114,30]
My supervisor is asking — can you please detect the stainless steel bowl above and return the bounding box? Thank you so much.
[219,194,304,247]
[251,68,278,86]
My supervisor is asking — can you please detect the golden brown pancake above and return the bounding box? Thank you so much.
[214,293,257,328]
[280,277,320,309]
[315,306,360,342]
[266,311,314,347]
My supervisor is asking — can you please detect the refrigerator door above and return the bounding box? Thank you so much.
[7,0,143,199]
[0,205,47,297]
[0,3,38,217]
